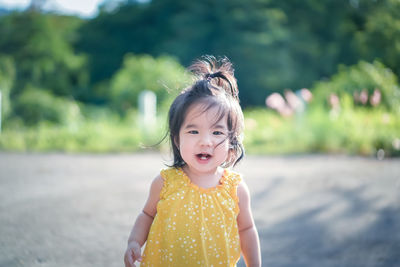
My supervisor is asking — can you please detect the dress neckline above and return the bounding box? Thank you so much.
[177,167,227,193]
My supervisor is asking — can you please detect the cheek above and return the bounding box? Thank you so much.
[178,134,193,153]
[216,139,230,151]
[177,131,186,148]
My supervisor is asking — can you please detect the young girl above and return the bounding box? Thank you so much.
[124,56,261,267]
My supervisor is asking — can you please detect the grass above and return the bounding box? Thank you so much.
[0,112,168,153]
[1,107,399,157]
[243,107,400,157]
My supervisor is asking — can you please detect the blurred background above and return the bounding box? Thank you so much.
[1,2,400,267]
[0,0,399,157]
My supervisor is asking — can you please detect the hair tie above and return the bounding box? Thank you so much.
[205,73,215,81]
[206,72,236,98]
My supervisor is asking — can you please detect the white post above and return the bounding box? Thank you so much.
[138,90,157,131]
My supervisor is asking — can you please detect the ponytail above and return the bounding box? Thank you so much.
[188,55,239,102]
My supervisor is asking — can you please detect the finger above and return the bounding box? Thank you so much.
[124,253,132,267]
[129,250,137,266]
[133,246,142,262]
[125,250,135,267]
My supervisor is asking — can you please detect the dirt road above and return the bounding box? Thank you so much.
[0,153,399,267]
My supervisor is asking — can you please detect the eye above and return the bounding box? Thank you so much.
[213,131,225,136]
[188,130,199,134]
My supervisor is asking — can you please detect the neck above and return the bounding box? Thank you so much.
[182,165,224,187]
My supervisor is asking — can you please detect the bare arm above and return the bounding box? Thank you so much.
[237,181,261,267]
[124,174,164,267]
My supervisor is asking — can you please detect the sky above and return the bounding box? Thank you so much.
[0,0,106,18]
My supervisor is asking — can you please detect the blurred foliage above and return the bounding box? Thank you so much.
[269,0,359,92]
[312,60,400,112]
[353,0,400,78]
[2,0,400,108]
[75,0,400,107]
[0,11,88,100]
[0,55,15,119]
[0,0,399,157]
[2,104,399,157]
[243,107,400,157]
[76,0,290,106]
[12,86,82,126]
[109,54,191,114]
[0,110,167,153]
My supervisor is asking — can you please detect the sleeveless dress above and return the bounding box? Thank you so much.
[140,167,242,267]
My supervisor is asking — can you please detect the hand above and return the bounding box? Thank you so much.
[124,241,142,267]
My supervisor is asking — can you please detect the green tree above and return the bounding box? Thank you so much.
[0,56,15,120]
[0,11,88,100]
[109,54,190,114]
[312,60,400,113]
[76,2,154,87]
[77,0,289,106]
[76,0,400,107]
[153,0,290,106]
[353,0,400,78]
[271,0,362,86]
[13,85,82,126]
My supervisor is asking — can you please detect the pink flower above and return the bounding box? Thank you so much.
[370,89,381,107]
[360,89,368,105]
[265,93,293,117]
[266,93,286,110]
[353,91,360,103]
[285,90,303,111]
[329,93,340,110]
[300,88,313,103]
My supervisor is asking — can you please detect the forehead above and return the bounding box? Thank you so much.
[183,102,227,127]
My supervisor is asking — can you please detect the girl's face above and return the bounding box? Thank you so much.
[178,103,230,175]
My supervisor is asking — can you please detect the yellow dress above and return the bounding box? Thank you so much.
[141,167,242,267]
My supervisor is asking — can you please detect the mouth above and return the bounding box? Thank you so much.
[196,153,212,160]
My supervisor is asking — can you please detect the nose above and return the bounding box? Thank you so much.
[199,133,212,147]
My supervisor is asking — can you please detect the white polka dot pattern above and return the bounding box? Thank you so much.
[141,167,242,267]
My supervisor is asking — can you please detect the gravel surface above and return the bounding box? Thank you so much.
[0,152,399,267]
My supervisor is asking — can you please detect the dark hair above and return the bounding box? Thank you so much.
[168,55,244,168]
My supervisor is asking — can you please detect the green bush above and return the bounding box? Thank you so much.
[0,12,88,99]
[312,61,400,113]
[0,55,15,120]
[1,105,399,157]
[12,86,82,126]
[109,54,191,115]
[0,109,168,153]
[243,107,400,157]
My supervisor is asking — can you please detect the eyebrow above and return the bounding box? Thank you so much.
[213,124,227,129]
[184,123,227,129]
[184,124,197,129]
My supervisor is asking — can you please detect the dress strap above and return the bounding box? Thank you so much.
[224,170,242,213]
[159,167,183,199]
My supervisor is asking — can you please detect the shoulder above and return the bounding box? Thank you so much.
[142,173,165,217]
[223,169,243,207]
[150,174,164,191]
[160,167,181,180]
[159,167,184,199]
[224,169,242,187]
[145,173,164,202]
[225,169,247,195]
[236,179,256,232]
[237,179,251,204]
